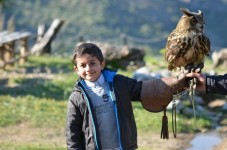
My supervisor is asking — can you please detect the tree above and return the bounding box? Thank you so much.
[0,0,12,7]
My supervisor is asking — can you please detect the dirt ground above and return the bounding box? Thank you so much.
[138,126,227,150]
[213,126,227,150]
[0,125,194,150]
[0,124,227,150]
[138,132,194,150]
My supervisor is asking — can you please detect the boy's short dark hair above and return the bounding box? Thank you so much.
[72,43,104,66]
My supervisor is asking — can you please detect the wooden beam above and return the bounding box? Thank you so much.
[0,31,31,69]
[19,37,29,65]
[3,42,15,68]
[0,31,30,46]
[0,52,30,68]
[0,45,4,64]
[31,19,64,55]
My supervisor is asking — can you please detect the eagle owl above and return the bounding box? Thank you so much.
[165,8,210,73]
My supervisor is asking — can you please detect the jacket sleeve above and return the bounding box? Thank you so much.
[66,92,84,150]
[206,74,227,95]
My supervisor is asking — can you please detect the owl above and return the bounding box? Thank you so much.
[165,8,210,73]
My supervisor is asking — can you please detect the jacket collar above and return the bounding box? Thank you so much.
[84,73,105,88]
[102,68,117,82]
[74,68,117,90]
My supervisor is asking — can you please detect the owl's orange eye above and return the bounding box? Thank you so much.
[191,18,197,24]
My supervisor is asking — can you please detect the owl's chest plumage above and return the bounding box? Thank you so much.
[165,30,210,70]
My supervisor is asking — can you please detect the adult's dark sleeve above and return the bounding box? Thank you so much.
[206,74,227,95]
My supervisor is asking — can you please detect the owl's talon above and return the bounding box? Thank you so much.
[195,68,201,73]
[185,64,195,73]
[195,63,204,73]
[184,69,189,74]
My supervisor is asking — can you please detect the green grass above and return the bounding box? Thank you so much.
[25,55,73,70]
[0,95,67,128]
[0,143,66,150]
[0,95,211,130]
[0,74,76,100]
[0,95,211,150]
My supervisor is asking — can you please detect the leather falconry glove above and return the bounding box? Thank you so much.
[140,73,188,112]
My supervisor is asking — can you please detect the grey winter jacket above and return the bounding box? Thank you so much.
[206,74,227,95]
[66,69,142,150]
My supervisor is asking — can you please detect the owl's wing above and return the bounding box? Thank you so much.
[165,32,188,63]
[200,34,210,56]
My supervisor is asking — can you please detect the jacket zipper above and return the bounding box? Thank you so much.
[78,81,100,150]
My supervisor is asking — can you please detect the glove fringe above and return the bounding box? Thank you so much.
[160,107,169,139]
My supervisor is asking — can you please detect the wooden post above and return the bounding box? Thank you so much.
[79,35,84,42]
[19,37,29,65]
[37,24,45,42]
[31,19,64,55]
[0,31,31,69]
[0,45,4,65]
[121,34,128,46]
[4,42,15,68]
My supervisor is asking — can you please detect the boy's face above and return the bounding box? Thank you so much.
[74,53,105,82]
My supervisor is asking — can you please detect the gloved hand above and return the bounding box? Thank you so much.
[141,73,188,112]
[162,73,189,94]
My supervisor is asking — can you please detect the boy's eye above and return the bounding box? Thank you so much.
[80,64,86,68]
[90,62,96,66]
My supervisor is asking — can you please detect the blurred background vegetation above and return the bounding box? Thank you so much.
[1,0,227,55]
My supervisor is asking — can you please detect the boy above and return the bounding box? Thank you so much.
[66,43,188,150]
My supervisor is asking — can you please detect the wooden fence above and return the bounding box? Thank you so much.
[0,31,31,69]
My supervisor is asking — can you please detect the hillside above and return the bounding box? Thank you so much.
[2,0,227,54]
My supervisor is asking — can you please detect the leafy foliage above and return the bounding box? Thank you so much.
[3,0,227,55]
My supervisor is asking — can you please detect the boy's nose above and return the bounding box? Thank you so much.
[85,65,91,71]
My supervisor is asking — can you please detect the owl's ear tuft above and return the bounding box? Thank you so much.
[181,8,203,17]
[180,8,193,16]
[198,10,203,16]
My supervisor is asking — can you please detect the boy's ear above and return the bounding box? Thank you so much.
[101,60,106,70]
[73,66,78,72]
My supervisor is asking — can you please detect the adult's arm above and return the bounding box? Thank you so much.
[206,74,227,95]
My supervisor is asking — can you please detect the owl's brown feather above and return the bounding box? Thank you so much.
[165,8,210,71]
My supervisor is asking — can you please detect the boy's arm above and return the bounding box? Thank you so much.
[140,75,187,112]
[66,95,84,150]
